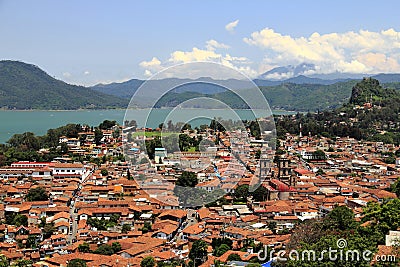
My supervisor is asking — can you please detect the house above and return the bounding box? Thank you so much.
[50,162,89,182]
[222,226,251,240]
[372,190,397,202]
[385,231,400,246]
[54,221,69,234]
[182,222,206,240]
[158,210,187,226]
[152,221,179,241]
[196,178,221,192]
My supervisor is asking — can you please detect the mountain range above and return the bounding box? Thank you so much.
[1,60,400,111]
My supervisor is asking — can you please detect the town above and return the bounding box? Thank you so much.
[0,117,398,267]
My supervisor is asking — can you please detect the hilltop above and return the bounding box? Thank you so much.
[0,61,128,110]
[276,77,400,144]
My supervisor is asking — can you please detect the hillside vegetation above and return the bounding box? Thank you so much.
[0,61,128,110]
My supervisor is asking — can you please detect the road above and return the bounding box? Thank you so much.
[67,200,78,244]
[67,173,90,244]
[174,209,198,243]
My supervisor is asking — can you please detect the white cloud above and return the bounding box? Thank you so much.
[225,19,239,33]
[139,40,257,78]
[167,45,256,77]
[206,39,230,51]
[63,72,71,78]
[169,47,223,63]
[244,28,400,74]
[262,72,295,80]
[139,57,161,68]
[84,71,90,75]
[144,70,153,77]
[139,28,400,80]
[356,52,400,73]
[139,57,164,74]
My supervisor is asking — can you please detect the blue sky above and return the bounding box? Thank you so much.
[1,0,400,85]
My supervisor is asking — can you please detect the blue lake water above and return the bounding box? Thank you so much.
[0,109,296,143]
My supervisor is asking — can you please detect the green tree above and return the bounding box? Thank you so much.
[390,177,400,197]
[60,142,69,154]
[111,242,122,253]
[67,259,87,267]
[7,132,40,151]
[252,185,268,202]
[234,185,249,202]
[227,253,241,261]
[99,120,117,130]
[14,214,28,227]
[42,222,55,239]
[214,244,230,256]
[94,128,103,145]
[313,149,326,160]
[121,224,131,233]
[110,214,120,223]
[323,205,355,231]
[211,238,233,249]
[176,171,198,187]
[26,235,38,249]
[25,186,49,201]
[11,259,32,267]
[140,222,152,233]
[189,240,208,266]
[94,244,114,255]
[0,254,9,267]
[78,242,91,253]
[268,221,277,233]
[100,169,109,176]
[362,198,400,244]
[141,256,155,267]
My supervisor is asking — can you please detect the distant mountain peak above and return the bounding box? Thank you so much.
[259,63,316,80]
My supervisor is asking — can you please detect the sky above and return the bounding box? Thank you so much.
[1,0,400,85]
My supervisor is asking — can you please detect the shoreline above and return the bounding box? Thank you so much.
[0,108,127,112]
[0,108,302,113]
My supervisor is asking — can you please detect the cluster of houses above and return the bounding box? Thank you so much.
[0,125,398,266]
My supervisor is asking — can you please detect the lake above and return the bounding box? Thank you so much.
[0,109,296,143]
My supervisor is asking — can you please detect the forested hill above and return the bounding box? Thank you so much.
[0,60,128,110]
[276,78,400,145]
